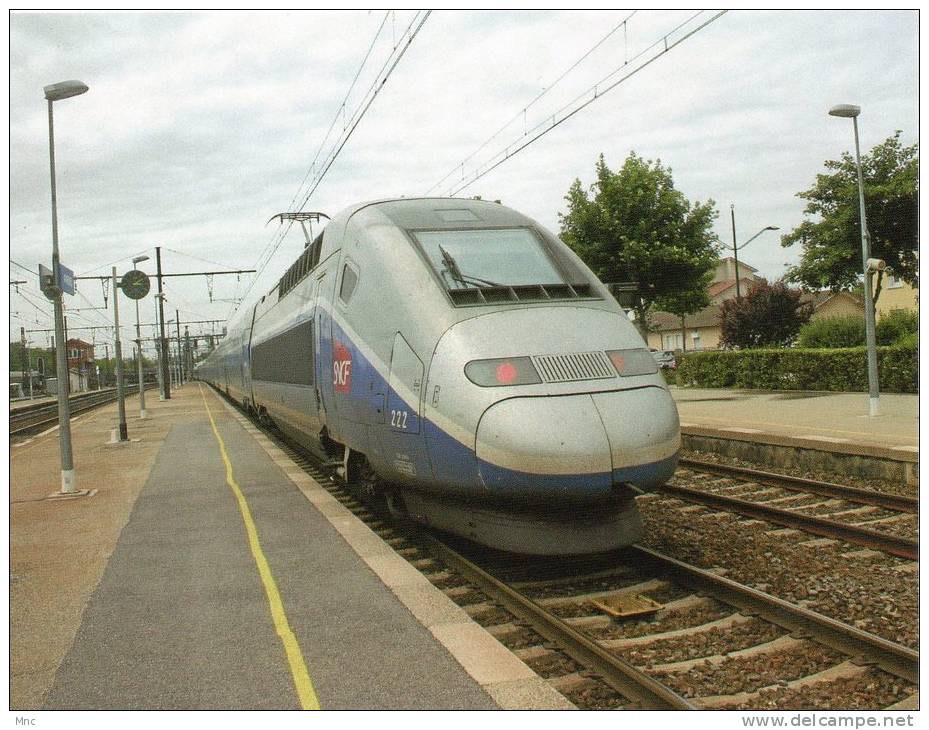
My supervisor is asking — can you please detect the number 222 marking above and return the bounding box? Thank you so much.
[390,410,408,429]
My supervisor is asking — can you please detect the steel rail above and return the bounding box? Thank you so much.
[216,385,917,702]
[10,385,150,436]
[679,458,917,513]
[658,482,916,561]
[421,534,697,710]
[11,388,121,416]
[628,545,919,685]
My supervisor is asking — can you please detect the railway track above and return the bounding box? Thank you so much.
[237,401,917,711]
[665,461,918,561]
[10,385,152,437]
[678,458,918,512]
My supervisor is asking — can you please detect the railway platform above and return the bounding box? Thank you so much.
[11,394,56,411]
[670,386,918,483]
[11,384,569,710]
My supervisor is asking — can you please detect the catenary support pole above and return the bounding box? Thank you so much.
[112,267,128,441]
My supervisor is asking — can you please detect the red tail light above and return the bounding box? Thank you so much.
[607,348,658,376]
[465,357,541,387]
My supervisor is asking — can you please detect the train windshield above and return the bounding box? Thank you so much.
[414,229,565,290]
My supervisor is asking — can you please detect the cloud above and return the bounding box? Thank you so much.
[9,10,918,343]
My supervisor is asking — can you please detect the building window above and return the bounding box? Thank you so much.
[662,333,683,350]
[691,331,702,350]
[886,274,903,289]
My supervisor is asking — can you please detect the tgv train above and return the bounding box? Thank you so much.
[196,198,680,554]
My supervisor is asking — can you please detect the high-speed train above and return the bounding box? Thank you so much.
[196,198,680,554]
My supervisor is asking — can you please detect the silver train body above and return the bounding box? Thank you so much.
[196,198,680,554]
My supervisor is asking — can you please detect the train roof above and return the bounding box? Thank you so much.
[335,197,535,232]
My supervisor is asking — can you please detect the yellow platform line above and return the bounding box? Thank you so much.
[199,384,320,710]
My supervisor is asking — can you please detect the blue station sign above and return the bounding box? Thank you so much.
[57,263,75,296]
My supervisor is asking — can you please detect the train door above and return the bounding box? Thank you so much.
[241,305,258,405]
[313,271,329,426]
[380,333,432,481]
[387,334,423,434]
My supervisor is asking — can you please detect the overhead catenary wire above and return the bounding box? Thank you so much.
[10,259,38,277]
[234,11,432,316]
[284,11,392,214]
[425,10,638,196]
[292,11,432,213]
[77,248,153,276]
[254,11,431,278]
[441,10,727,198]
[241,12,397,300]
[163,247,255,274]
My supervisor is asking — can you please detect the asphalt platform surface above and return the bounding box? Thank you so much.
[671,386,918,453]
[29,385,498,710]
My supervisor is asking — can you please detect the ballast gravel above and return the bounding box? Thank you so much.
[638,500,918,648]
[718,668,916,710]
[654,643,842,698]
[615,619,784,667]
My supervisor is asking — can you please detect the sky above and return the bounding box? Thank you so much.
[8,10,920,354]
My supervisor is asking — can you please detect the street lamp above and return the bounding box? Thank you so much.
[829,103,880,417]
[132,255,150,419]
[44,79,88,495]
[729,204,779,299]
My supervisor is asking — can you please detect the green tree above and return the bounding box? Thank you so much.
[782,132,918,295]
[8,343,56,375]
[719,280,812,349]
[559,153,720,332]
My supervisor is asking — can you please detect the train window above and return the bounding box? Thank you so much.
[339,263,358,303]
[251,320,314,386]
[414,228,565,291]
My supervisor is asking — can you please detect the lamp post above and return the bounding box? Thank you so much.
[44,79,88,494]
[730,205,779,299]
[829,103,880,416]
[132,255,150,418]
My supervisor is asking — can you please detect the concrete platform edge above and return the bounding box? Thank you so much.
[681,427,918,485]
[215,395,574,711]
[680,425,918,463]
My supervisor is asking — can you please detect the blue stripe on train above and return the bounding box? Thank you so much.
[328,320,677,500]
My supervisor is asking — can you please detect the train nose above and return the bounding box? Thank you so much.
[591,387,680,489]
[475,387,679,498]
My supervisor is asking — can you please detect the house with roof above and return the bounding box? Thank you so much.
[876,272,918,319]
[66,338,95,392]
[645,258,866,352]
[646,257,765,351]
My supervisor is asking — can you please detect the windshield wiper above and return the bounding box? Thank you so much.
[438,245,502,288]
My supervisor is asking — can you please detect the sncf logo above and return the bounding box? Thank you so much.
[333,341,352,393]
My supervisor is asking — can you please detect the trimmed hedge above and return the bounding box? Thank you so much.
[797,310,919,348]
[676,345,917,393]
[797,316,865,348]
